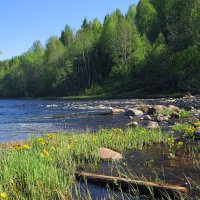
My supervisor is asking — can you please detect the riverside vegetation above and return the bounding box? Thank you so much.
[0,0,200,98]
[0,125,199,199]
[0,128,166,199]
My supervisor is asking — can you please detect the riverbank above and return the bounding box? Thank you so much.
[0,128,168,199]
[39,91,187,101]
[5,90,188,101]
[0,126,199,199]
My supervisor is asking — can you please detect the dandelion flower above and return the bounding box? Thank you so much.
[13,145,21,151]
[0,192,7,198]
[22,144,30,150]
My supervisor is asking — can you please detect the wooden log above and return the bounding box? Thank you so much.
[75,171,188,198]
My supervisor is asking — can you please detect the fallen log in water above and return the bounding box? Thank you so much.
[75,171,188,198]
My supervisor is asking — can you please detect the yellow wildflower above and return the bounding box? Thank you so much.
[40,150,49,157]
[92,136,97,143]
[194,121,200,127]
[177,141,183,146]
[112,128,123,134]
[67,142,76,150]
[22,144,30,150]
[177,141,184,149]
[13,145,21,151]
[51,146,59,152]
[37,138,47,145]
[0,192,7,198]
[46,133,56,140]
[167,137,175,147]
[108,133,113,138]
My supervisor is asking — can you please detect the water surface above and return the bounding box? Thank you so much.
[0,97,199,143]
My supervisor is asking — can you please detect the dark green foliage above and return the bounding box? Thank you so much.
[0,0,200,97]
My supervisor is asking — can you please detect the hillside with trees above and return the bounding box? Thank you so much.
[0,0,200,98]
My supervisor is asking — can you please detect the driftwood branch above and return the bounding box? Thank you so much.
[75,171,188,198]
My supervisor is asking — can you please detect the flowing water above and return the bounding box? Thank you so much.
[0,99,132,142]
[0,97,199,143]
[0,98,199,199]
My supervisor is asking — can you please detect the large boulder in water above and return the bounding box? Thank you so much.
[144,121,160,129]
[147,105,165,115]
[110,108,125,115]
[99,147,123,161]
[167,105,180,112]
[125,108,143,116]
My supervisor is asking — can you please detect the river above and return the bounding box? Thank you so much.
[0,97,199,143]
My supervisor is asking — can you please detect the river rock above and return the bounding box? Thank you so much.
[126,121,138,127]
[156,114,169,122]
[99,147,123,161]
[144,121,160,129]
[167,105,180,112]
[110,108,125,115]
[147,105,165,115]
[141,115,151,120]
[170,112,179,119]
[125,108,143,116]
[135,105,149,113]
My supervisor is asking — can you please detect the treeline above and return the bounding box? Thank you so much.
[0,0,200,97]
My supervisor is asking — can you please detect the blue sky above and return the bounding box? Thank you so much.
[0,0,139,61]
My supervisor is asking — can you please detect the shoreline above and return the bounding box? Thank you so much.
[0,91,189,101]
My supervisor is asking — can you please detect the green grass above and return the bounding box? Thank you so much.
[31,91,186,101]
[0,127,199,199]
[160,108,191,118]
[160,108,174,116]
[179,109,192,118]
[0,127,168,200]
[172,123,195,138]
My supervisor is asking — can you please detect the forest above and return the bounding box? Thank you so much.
[0,0,200,98]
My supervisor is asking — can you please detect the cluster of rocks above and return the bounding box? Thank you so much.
[98,101,200,162]
[108,104,198,130]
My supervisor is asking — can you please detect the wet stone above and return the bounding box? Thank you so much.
[141,115,151,120]
[126,121,138,127]
[147,105,165,115]
[125,108,143,116]
[144,121,160,129]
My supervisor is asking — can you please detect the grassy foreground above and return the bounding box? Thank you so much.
[0,127,169,200]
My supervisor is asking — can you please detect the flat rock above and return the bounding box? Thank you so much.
[110,108,125,115]
[99,147,123,161]
[125,108,143,116]
[144,121,160,129]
